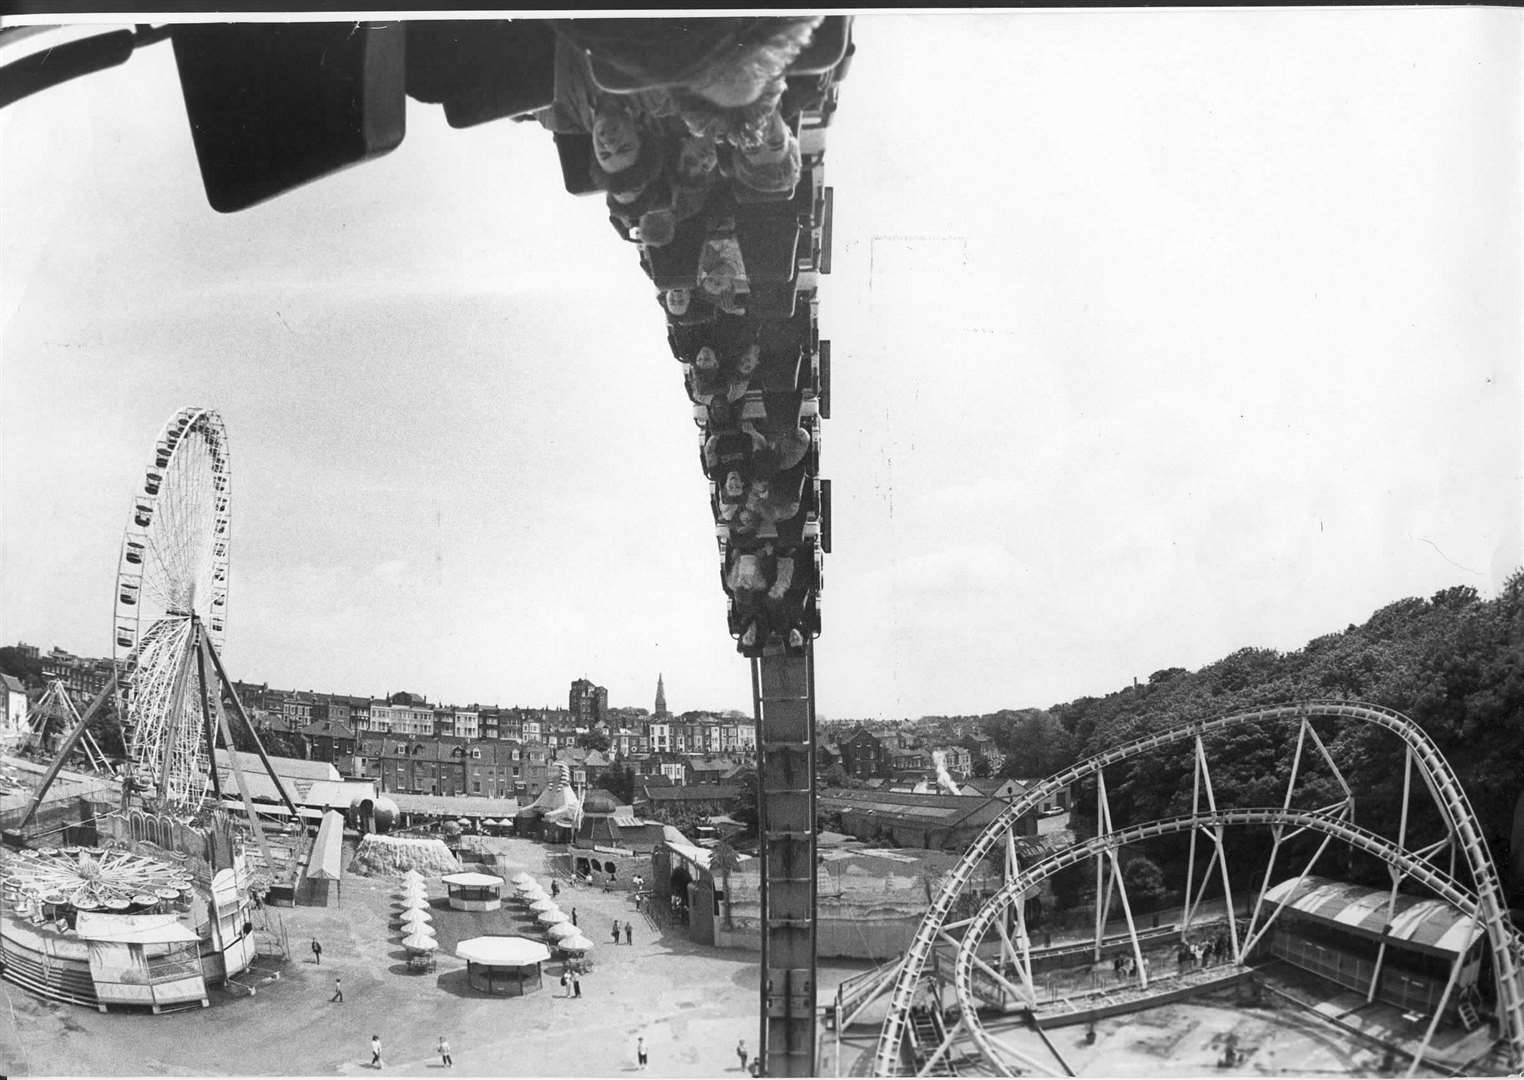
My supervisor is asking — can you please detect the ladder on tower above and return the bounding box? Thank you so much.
[910,1009,958,1076]
[755,648,817,1079]
[1457,989,1481,1032]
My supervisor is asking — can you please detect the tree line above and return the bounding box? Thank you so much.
[956,574,1524,910]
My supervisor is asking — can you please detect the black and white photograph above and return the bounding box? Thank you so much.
[0,10,1520,1078]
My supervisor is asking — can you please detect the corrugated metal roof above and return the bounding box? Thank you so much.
[390,792,521,816]
[214,748,341,782]
[1263,875,1480,955]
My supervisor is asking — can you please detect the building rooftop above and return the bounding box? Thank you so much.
[389,791,521,818]
[641,783,743,803]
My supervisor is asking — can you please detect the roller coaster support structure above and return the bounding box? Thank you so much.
[754,646,818,1077]
[871,701,1524,1076]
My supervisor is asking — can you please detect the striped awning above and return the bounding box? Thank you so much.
[1262,875,1479,955]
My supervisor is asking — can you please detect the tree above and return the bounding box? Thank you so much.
[710,841,742,929]
[0,647,44,687]
[730,769,759,836]
[576,730,611,753]
[1121,854,1167,911]
[603,764,636,804]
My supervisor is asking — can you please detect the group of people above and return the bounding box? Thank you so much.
[363,1033,452,1070]
[1111,952,1149,981]
[689,304,822,659]
[1177,933,1230,970]
[544,18,845,660]
[537,18,839,310]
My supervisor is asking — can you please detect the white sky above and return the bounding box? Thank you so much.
[1,10,1519,721]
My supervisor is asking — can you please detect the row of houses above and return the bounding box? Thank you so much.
[332,733,755,802]
[240,692,757,763]
[816,728,976,783]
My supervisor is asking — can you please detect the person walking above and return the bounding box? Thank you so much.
[612,921,622,945]
[551,880,560,899]
[437,1036,452,1068]
[331,976,343,1003]
[560,969,571,997]
[370,1035,383,1069]
[737,1039,749,1071]
[572,972,582,998]
[311,938,322,965]
[637,1036,648,1071]
[571,907,578,927]
[624,921,633,946]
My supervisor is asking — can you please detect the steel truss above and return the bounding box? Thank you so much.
[871,701,1524,1076]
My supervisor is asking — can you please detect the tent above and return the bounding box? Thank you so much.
[304,809,346,906]
[402,930,437,952]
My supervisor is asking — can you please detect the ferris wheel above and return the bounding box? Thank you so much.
[112,406,231,811]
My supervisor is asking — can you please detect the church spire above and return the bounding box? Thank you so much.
[655,673,668,717]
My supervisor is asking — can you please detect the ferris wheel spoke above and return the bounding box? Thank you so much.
[113,409,231,813]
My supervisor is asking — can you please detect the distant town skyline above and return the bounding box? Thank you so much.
[3,12,1517,719]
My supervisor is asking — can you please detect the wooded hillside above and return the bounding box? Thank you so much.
[971,573,1524,902]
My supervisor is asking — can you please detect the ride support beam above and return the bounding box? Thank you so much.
[193,632,226,807]
[200,624,302,821]
[202,633,277,870]
[754,647,817,1078]
[14,674,116,833]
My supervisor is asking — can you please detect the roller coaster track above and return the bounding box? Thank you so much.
[870,701,1524,1076]
[950,809,1524,1076]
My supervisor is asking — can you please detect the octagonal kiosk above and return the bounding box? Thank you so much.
[456,936,550,996]
[442,872,504,912]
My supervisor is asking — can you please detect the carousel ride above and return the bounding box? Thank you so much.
[2,407,298,1011]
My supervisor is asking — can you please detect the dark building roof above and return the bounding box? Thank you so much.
[641,783,743,803]
[819,787,1005,827]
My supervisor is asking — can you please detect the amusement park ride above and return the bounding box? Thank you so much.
[3,16,1522,1077]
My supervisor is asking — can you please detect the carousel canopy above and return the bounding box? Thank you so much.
[558,933,594,952]
[442,872,504,889]
[402,930,438,951]
[74,911,201,945]
[546,922,580,940]
[402,896,430,910]
[529,898,558,912]
[510,872,534,885]
[536,909,569,925]
[401,908,433,925]
[456,936,551,967]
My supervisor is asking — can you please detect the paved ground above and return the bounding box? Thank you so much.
[1,836,1491,1077]
[0,837,870,1077]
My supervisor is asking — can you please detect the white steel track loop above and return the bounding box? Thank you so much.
[871,702,1524,1076]
[112,407,231,812]
[949,810,1524,1078]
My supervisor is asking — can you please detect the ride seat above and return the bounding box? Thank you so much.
[734,214,801,284]
[648,217,707,290]
[748,281,799,321]
[554,132,602,196]
[405,20,557,128]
